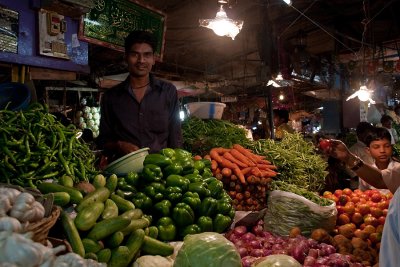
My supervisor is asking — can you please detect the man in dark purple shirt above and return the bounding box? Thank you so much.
[97,30,183,158]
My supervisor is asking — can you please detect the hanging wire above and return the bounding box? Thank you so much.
[360,0,369,80]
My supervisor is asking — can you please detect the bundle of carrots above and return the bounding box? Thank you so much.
[203,144,278,211]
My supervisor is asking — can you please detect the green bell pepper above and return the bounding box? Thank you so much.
[160,148,176,160]
[166,175,190,192]
[150,182,165,193]
[193,160,205,172]
[116,189,135,199]
[132,192,153,212]
[117,177,127,188]
[163,162,183,176]
[182,191,201,212]
[125,171,140,186]
[207,179,224,199]
[197,216,213,232]
[154,199,172,217]
[165,186,183,203]
[228,206,235,219]
[172,202,195,227]
[184,173,203,183]
[199,197,218,217]
[180,224,201,238]
[201,159,212,169]
[156,217,176,241]
[179,158,195,175]
[154,193,164,202]
[174,148,192,159]
[188,182,211,198]
[144,185,157,199]
[142,164,163,182]
[202,168,213,178]
[217,199,232,215]
[219,191,232,203]
[143,154,172,168]
[213,213,233,233]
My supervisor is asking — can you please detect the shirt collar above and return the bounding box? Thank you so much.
[123,73,162,93]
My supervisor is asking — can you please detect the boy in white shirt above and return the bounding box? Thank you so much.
[359,127,400,194]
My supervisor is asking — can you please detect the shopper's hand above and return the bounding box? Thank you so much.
[326,139,351,162]
[117,141,140,155]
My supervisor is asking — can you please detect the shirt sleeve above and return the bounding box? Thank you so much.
[379,187,400,267]
[167,85,183,148]
[381,165,400,194]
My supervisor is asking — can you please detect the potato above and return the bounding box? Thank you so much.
[289,227,302,238]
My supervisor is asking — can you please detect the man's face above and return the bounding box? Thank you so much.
[368,138,392,165]
[125,43,155,77]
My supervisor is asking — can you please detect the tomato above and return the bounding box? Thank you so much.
[371,193,382,203]
[338,214,351,225]
[319,139,331,150]
[370,207,383,218]
[383,209,388,216]
[358,204,370,215]
[363,224,376,235]
[323,191,333,197]
[364,216,379,227]
[378,216,386,225]
[343,202,355,215]
[354,229,369,240]
[351,196,360,204]
[338,195,350,206]
[351,212,363,225]
[334,189,343,198]
[375,224,384,234]
[369,232,382,243]
[342,188,353,196]
[336,205,345,215]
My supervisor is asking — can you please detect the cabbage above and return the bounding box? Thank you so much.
[173,232,241,267]
[252,255,301,267]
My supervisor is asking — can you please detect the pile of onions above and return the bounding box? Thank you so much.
[225,221,364,267]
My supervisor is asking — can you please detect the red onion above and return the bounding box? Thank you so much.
[303,256,316,266]
[241,256,257,267]
[241,232,256,242]
[257,219,264,225]
[308,248,320,259]
[249,240,262,249]
[307,238,318,248]
[252,224,264,235]
[271,249,288,255]
[233,225,248,236]
[290,245,307,263]
[271,243,284,251]
[237,247,248,258]
[319,243,336,256]
[234,239,245,248]
[250,249,265,257]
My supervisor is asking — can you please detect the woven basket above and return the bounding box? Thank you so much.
[23,205,61,244]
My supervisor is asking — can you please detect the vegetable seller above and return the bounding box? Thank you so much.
[273,109,294,140]
[97,30,183,160]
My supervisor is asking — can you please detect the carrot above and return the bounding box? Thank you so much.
[211,160,218,170]
[215,167,221,174]
[251,167,262,177]
[221,167,232,177]
[233,144,260,162]
[223,152,248,168]
[241,167,253,176]
[219,158,238,170]
[260,170,277,177]
[256,159,272,165]
[203,154,211,161]
[210,149,223,163]
[233,167,246,184]
[230,149,256,167]
[256,164,277,170]
[246,175,255,184]
[193,155,202,161]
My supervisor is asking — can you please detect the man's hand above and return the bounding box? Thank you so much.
[326,139,352,163]
[117,141,140,155]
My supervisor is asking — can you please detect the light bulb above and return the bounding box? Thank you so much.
[358,89,370,102]
[279,93,285,100]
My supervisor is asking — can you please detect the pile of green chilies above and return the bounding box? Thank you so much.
[0,103,97,187]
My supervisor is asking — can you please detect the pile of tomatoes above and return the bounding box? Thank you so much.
[322,188,393,247]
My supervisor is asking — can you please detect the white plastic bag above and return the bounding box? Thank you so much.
[263,190,337,236]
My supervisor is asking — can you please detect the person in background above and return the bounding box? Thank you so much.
[380,114,398,144]
[273,109,294,140]
[348,122,375,189]
[97,30,183,161]
[358,127,400,193]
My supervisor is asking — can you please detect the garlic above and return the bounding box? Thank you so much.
[10,193,45,222]
[0,217,22,232]
[0,188,21,204]
[54,253,87,267]
[0,196,12,217]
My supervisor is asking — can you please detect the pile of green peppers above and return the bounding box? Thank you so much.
[114,148,235,241]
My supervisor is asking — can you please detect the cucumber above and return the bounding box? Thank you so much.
[102,199,119,220]
[51,192,70,207]
[61,211,85,257]
[120,209,143,220]
[59,175,74,187]
[108,246,131,267]
[76,187,110,212]
[121,218,150,236]
[82,238,103,253]
[110,193,135,212]
[141,236,174,256]
[106,174,118,192]
[84,252,98,261]
[105,231,124,248]
[146,226,158,239]
[38,182,83,204]
[87,216,130,241]
[125,229,145,262]
[96,248,111,263]
[93,174,106,188]
[75,202,105,231]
